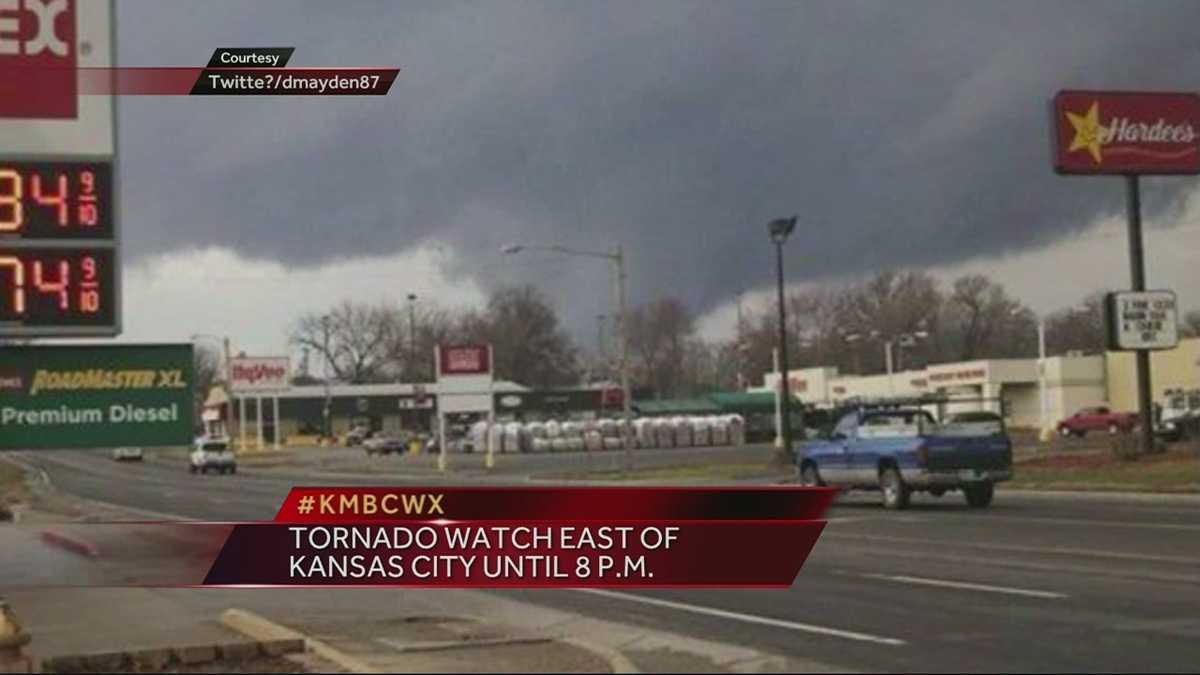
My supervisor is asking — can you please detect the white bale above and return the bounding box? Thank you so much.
[655,419,675,448]
[504,421,524,453]
[726,414,746,446]
[710,415,730,445]
[673,416,694,447]
[692,416,712,446]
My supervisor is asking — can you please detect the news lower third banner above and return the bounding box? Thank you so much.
[0,488,835,589]
[4,47,399,96]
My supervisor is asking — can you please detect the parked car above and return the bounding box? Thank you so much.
[1057,406,1138,438]
[111,447,143,462]
[795,408,1013,510]
[190,437,236,474]
[364,435,406,455]
[944,411,1006,436]
[1157,390,1200,442]
[345,426,372,446]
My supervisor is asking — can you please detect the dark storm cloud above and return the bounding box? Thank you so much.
[117,0,1200,329]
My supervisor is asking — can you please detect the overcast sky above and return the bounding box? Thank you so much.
[112,0,1200,356]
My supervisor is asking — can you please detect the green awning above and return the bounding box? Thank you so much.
[707,391,782,414]
[633,397,722,416]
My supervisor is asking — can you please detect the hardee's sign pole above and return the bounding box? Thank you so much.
[1053,90,1200,454]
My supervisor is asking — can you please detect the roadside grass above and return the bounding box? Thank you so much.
[543,461,793,483]
[0,458,30,515]
[1008,444,1200,493]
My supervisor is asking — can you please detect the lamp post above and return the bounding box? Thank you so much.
[406,293,418,381]
[321,315,333,441]
[768,216,797,462]
[191,333,233,438]
[841,329,927,397]
[501,243,633,471]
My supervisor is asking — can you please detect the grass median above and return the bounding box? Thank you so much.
[0,457,30,518]
[1007,444,1200,493]
[542,461,793,483]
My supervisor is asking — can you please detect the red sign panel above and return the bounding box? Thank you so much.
[1053,90,1200,175]
[0,0,77,119]
[438,345,491,376]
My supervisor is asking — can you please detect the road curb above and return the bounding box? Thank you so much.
[560,636,641,674]
[1000,487,1200,503]
[220,608,378,674]
[39,529,99,558]
[38,639,304,673]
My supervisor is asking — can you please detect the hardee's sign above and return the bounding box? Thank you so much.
[1053,90,1200,175]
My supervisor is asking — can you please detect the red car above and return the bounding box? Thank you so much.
[1057,406,1138,438]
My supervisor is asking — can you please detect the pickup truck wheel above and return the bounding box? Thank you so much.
[964,481,994,508]
[189,465,197,474]
[200,465,209,475]
[799,463,822,487]
[879,467,910,510]
[1108,423,1120,435]
[1059,426,1073,438]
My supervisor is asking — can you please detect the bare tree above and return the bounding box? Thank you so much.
[384,302,459,382]
[1182,309,1200,338]
[192,344,222,424]
[944,275,1035,360]
[291,300,397,383]
[456,285,579,387]
[1044,293,1107,355]
[627,297,695,398]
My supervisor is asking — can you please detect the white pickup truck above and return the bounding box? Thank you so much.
[189,437,237,475]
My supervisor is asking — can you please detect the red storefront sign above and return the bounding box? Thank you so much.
[438,345,491,376]
[0,0,77,118]
[1053,90,1200,175]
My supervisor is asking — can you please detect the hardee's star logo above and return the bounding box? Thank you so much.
[1066,101,1106,164]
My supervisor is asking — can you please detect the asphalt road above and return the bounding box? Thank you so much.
[8,449,1200,672]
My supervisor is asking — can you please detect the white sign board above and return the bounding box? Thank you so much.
[1108,290,1178,351]
[0,0,115,156]
[229,356,291,393]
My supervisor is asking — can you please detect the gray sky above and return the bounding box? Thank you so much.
[114,0,1200,353]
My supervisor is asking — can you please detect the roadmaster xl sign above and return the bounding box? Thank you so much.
[0,344,193,450]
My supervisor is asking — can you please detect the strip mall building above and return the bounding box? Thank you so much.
[758,337,1200,431]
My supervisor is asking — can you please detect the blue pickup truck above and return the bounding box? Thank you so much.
[794,408,1013,509]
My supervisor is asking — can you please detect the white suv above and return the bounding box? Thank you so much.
[190,437,237,475]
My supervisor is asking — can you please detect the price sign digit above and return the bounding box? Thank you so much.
[0,169,22,233]
[33,259,70,310]
[0,255,25,314]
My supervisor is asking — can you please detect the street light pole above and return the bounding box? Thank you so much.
[501,242,635,471]
[885,340,895,396]
[614,244,634,471]
[1037,317,1048,440]
[768,216,797,463]
[321,315,333,442]
[407,293,418,381]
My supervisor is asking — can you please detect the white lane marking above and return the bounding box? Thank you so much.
[980,515,1200,533]
[857,573,1067,599]
[825,532,1200,566]
[576,589,906,646]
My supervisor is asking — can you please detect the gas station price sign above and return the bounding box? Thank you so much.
[0,248,115,330]
[0,160,117,336]
[0,161,113,239]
